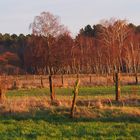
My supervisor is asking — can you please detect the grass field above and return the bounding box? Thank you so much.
[0,108,140,140]
[7,85,140,97]
[0,85,140,140]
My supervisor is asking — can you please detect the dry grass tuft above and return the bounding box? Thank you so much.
[0,96,140,119]
[0,97,50,113]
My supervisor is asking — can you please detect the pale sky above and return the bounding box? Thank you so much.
[0,0,140,36]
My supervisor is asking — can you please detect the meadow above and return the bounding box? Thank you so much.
[0,85,140,140]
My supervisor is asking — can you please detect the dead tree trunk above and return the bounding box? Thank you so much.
[49,75,55,101]
[70,79,80,118]
[115,72,121,101]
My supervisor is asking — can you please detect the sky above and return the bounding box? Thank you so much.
[0,0,140,36]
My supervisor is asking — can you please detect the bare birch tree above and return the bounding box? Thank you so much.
[99,18,130,73]
[30,11,69,74]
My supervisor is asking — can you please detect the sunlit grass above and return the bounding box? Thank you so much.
[7,85,140,99]
[0,106,140,140]
[1,85,140,139]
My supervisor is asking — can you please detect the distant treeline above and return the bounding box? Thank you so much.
[0,20,140,75]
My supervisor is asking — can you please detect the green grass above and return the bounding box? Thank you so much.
[7,85,140,98]
[1,86,140,139]
[0,107,140,140]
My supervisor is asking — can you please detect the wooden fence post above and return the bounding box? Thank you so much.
[25,73,28,80]
[49,75,55,101]
[13,80,17,89]
[89,75,92,84]
[40,76,44,88]
[135,73,138,85]
[33,75,35,81]
[0,79,7,103]
[0,88,5,102]
[61,74,64,87]
[0,88,6,103]
[113,72,115,83]
[115,72,121,101]
[77,73,79,80]
[70,79,80,118]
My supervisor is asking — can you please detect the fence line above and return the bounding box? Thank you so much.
[0,73,139,90]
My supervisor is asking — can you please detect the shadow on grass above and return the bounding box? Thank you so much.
[0,107,140,124]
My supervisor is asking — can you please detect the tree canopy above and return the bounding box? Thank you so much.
[0,12,140,75]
